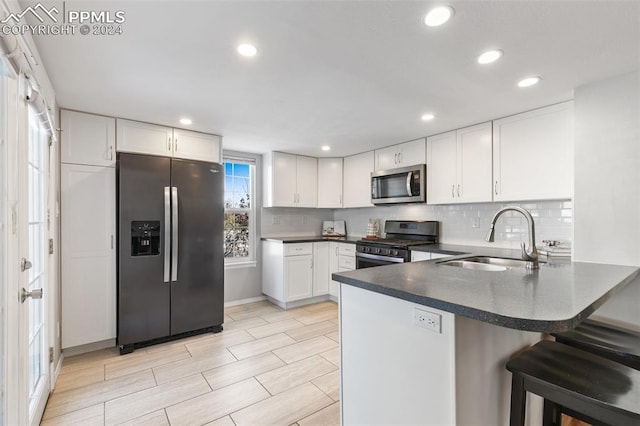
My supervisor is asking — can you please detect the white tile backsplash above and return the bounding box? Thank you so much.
[333,200,572,249]
[261,207,334,237]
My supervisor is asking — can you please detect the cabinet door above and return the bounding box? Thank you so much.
[61,164,116,348]
[493,101,574,201]
[313,242,330,296]
[284,255,313,301]
[318,158,343,208]
[427,131,457,204]
[398,138,426,167]
[375,145,400,171]
[343,151,375,208]
[173,128,221,163]
[271,152,298,207]
[61,110,115,166]
[296,155,318,207]
[329,242,340,297]
[457,122,493,203]
[116,119,173,157]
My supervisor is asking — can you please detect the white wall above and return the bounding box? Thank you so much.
[573,70,640,328]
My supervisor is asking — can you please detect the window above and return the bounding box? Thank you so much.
[224,158,255,265]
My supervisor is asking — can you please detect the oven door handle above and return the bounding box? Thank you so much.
[356,252,406,263]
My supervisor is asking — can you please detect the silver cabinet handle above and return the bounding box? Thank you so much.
[175,138,178,152]
[293,193,296,204]
[20,257,32,271]
[398,151,402,164]
[168,137,172,152]
[494,181,498,195]
[111,235,114,250]
[457,184,461,197]
[452,185,455,198]
[108,145,113,161]
[171,187,179,282]
[163,187,171,282]
[21,287,42,303]
[339,194,342,206]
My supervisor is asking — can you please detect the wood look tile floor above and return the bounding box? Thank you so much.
[42,300,340,426]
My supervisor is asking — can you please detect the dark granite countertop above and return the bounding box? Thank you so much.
[332,246,640,333]
[261,235,360,244]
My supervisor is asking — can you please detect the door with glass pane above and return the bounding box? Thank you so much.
[19,105,50,425]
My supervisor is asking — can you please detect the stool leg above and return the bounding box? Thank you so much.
[543,400,561,426]
[510,373,527,426]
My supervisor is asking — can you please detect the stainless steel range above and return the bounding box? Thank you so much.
[355,220,439,269]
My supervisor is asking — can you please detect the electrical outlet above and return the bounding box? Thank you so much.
[414,308,441,333]
[272,215,280,225]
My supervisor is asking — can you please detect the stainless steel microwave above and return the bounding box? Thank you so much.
[371,164,426,205]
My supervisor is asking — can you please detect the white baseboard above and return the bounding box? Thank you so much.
[224,296,267,308]
[50,353,64,391]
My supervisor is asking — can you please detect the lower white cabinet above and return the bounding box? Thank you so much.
[61,164,116,348]
[329,242,355,297]
[263,241,332,306]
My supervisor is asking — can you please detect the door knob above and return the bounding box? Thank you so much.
[20,257,32,271]
[21,287,43,303]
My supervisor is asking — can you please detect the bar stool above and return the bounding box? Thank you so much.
[506,340,640,426]
[551,319,640,370]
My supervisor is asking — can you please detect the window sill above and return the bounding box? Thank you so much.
[224,260,257,270]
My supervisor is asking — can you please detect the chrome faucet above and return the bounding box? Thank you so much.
[486,206,539,269]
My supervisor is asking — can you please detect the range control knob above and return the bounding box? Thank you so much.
[375,248,381,254]
[391,250,398,256]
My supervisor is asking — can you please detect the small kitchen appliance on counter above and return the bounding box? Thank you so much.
[356,220,439,269]
[322,220,346,237]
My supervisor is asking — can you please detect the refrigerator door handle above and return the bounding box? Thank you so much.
[171,186,179,282]
[163,187,171,282]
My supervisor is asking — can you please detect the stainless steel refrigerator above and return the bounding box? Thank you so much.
[117,153,224,354]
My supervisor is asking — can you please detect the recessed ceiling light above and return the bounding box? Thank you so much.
[321,145,331,151]
[421,113,435,121]
[424,6,454,27]
[477,49,503,65]
[237,44,257,57]
[179,118,192,125]
[518,76,541,88]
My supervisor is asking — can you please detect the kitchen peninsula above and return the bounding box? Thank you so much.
[332,248,640,425]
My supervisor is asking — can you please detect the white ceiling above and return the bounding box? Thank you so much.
[29,0,640,157]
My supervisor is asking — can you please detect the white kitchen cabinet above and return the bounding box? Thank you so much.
[116,119,173,157]
[343,151,375,208]
[263,241,332,307]
[117,119,221,163]
[61,164,116,348]
[329,242,355,297]
[264,152,318,207]
[427,122,492,204]
[318,158,343,208]
[493,101,574,201]
[285,254,314,301]
[61,109,116,167]
[313,242,330,296]
[172,128,221,163]
[375,138,426,170]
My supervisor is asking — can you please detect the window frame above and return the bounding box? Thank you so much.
[223,156,256,268]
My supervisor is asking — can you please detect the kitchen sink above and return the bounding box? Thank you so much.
[439,260,508,271]
[438,256,543,271]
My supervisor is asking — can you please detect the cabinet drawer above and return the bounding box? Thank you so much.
[284,243,313,256]
[338,244,356,256]
[338,255,356,269]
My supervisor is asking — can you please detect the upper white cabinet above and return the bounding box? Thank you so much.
[427,122,492,204]
[493,101,574,201]
[172,128,222,163]
[61,109,116,167]
[375,138,426,170]
[343,151,375,208]
[117,119,221,163]
[318,158,343,208]
[264,152,318,208]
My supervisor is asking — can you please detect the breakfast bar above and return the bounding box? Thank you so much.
[332,250,640,425]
